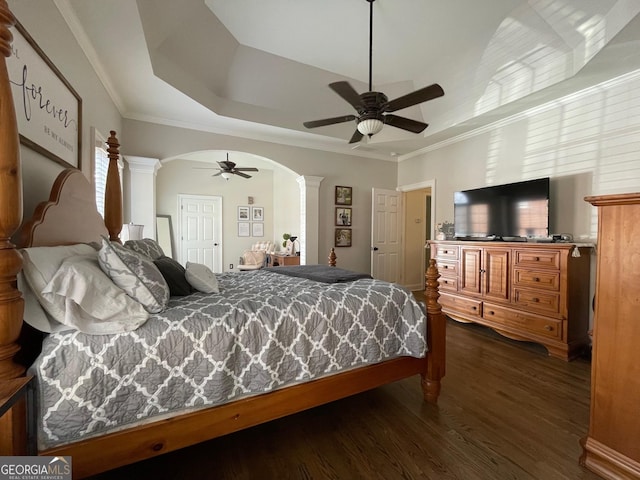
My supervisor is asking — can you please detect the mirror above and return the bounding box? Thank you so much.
[156,215,175,259]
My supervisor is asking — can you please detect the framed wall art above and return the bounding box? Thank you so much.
[335,207,352,226]
[8,20,82,169]
[252,222,264,237]
[335,228,352,247]
[238,206,250,221]
[238,222,250,237]
[251,206,264,221]
[335,186,352,205]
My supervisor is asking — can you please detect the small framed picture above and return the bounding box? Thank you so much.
[252,206,264,221]
[252,222,264,237]
[284,240,294,255]
[238,206,250,221]
[335,207,352,226]
[335,228,352,247]
[238,222,250,237]
[335,186,352,205]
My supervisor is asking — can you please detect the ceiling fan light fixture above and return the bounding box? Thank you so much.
[357,118,384,137]
[220,172,231,180]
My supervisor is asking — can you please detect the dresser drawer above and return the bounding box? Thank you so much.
[434,245,458,261]
[439,293,481,318]
[513,268,560,291]
[482,303,562,339]
[512,287,560,315]
[438,276,458,292]
[513,249,561,269]
[436,260,458,276]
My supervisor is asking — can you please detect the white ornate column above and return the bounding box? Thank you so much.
[297,175,324,265]
[125,156,162,240]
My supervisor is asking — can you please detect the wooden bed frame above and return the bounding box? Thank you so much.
[0,3,446,477]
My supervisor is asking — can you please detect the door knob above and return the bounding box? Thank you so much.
[372,247,379,251]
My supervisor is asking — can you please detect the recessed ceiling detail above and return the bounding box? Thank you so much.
[62,0,640,157]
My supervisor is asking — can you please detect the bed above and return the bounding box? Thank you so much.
[0,3,446,478]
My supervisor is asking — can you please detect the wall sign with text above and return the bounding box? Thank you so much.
[7,20,82,169]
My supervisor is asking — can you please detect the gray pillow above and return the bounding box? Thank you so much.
[98,237,169,313]
[123,238,165,260]
[185,262,220,293]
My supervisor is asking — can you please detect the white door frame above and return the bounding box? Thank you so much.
[397,179,436,291]
[177,194,223,271]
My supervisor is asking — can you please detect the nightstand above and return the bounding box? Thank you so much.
[270,254,300,267]
[0,376,36,454]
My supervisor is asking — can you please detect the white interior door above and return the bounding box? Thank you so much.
[178,194,223,273]
[371,188,402,282]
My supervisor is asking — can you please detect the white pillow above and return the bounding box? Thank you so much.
[17,272,67,334]
[41,254,149,334]
[21,243,98,325]
[98,237,169,313]
[185,262,219,293]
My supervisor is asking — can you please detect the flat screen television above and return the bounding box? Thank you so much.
[453,177,550,240]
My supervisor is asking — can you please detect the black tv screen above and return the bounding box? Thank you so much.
[453,177,550,240]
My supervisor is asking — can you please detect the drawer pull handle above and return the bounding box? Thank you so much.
[535,257,540,261]
[533,277,540,282]
[443,265,448,269]
[488,310,494,315]
[472,306,477,310]
[532,298,540,303]
[544,325,553,331]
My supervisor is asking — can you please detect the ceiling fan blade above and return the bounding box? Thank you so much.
[211,171,223,177]
[329,82,363,110]
[304,115,357,129]
[384,114,429,133]
[234,171,252,179]
[349,129,364,144]
[193,167,220,170]
[234,167,259,172]
[384,83,444,112]
[218,160,235,170]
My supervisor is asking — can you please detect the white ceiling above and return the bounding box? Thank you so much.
[60,0,640,160]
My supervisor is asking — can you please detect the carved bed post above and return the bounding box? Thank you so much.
[0,0,29,456]
[0,0,24,381]
[105,131,123,242]
[422,259,446,403]
[328,247,336,266]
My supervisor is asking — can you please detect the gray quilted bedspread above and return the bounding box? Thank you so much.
[30,270,427,449]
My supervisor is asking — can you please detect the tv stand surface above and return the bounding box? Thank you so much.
[456,235,530,242]
[430,240,592,360]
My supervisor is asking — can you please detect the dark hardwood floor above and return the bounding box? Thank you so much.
[90,295,598,480]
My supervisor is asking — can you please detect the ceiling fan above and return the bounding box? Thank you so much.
[303,0,444,144]
[195,153,258,180]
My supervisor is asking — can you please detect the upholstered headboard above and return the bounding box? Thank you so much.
[17,169,108,248]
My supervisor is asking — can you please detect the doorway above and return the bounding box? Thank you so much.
[398,180,435,291]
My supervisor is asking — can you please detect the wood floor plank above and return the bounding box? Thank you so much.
[88,296,600,480]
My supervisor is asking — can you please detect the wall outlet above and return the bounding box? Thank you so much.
[229,264,233,269]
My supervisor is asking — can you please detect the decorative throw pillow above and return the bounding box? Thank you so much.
[41,254,149,334]
[98,237,169,313]
[124,238,165,260]
[185,262,219,293]
[153,256,193,296]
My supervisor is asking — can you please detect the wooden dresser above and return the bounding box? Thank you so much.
[581,193,640,479]
[430,240,591,360]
